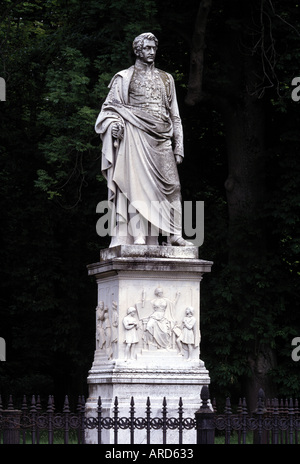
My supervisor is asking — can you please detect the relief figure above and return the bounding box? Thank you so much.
[123,306,139,360]
[177,307,200,360]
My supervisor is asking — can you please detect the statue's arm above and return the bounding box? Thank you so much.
[95,75,125,138]
[168,74,184,161]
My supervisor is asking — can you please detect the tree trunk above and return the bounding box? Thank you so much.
[185,0,277,404]
[217,4,278,405]
[245,348,278,413]
[220,94,266,258]
[219,94,278,407]
[185,0,212,106]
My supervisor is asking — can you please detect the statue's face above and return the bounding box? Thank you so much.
[139,39,157,64]
[155,288,163,297]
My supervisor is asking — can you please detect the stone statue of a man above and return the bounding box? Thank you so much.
[95,32,192,247]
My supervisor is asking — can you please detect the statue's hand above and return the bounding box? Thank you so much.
[112,123,124,140]
[175,154,183,165]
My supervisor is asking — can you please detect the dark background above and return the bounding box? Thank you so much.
[0,0,300,411]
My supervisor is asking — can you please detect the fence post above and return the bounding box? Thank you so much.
[253,388,268,444]
[80,396,86,444]
[97,396,102,445]
[2,396,21,444]
[63,395,70,445]
[195,385,215,444]
[47,395,54,445]
[130,397,135,445]
[146,397,151,445]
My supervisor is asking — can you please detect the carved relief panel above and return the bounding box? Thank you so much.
[95,276,201,363]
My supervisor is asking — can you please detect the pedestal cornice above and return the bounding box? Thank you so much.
[87,245,213,278]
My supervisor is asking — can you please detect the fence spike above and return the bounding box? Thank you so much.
[21,395,27,413]
[130,396,135,420]
[279,398,284,414]
[266,398,271,414]
[200,385,210,408]
[178,397,183,424]
[30,395,36,412]
[97,397,102,414]
[273,398,279,414]
[212,397,217,413]
[36,395,42,411]
[81,395,85,411]
[146,397,151,416]
[47,395,54,413]
[255,388,266,414]
[242,397,248,414]
[237,398,242,414]
[63,395,70,413]
[225,397,232,414]
[76,395,82,413]
[284,398,288,414]
[8,394,14,410]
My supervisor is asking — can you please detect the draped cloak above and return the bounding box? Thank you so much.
[146,296,176,349]
[95,63,184,241]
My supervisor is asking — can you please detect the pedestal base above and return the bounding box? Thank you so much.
[86,246,212,444]
[86,362,209,444]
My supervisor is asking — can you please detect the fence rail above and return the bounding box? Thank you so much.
[0,388,299,444]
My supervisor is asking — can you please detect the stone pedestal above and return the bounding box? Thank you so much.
[85,245,212,444]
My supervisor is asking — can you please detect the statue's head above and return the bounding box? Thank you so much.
[154,286,163,297]
[127,306,136,315]
[186,307,194,316]
[133,32,158,63]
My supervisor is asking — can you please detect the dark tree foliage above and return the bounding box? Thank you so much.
[0,0,299,405]
[183,0,300,408]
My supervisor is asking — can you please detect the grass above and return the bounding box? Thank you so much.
[214,431,254,444]
[1,429,80,444]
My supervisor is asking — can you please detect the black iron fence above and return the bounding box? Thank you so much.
[0,388,299,444]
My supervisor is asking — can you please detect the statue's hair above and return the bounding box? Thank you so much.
[133,32,158,56]
[154,286,163,296]
[185,306,194,315]
[127,306,136,314]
